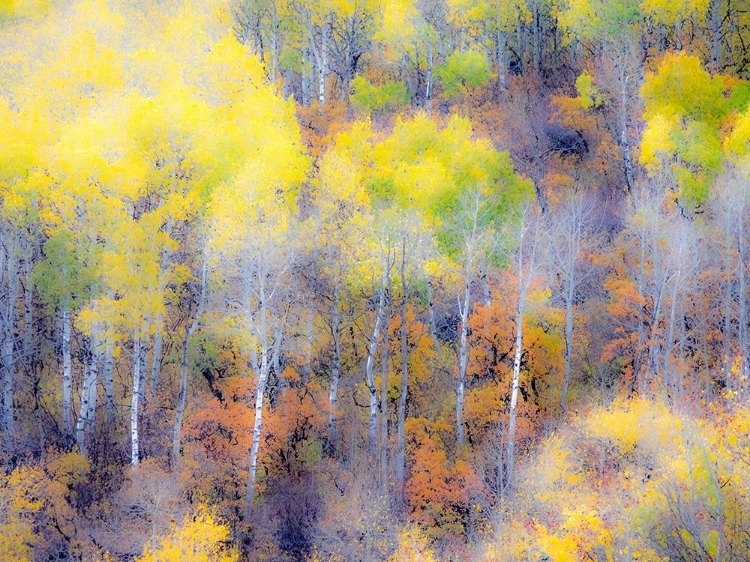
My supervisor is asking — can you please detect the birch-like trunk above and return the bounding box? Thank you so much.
[246,288,271,514]
[131,335,142,467]
[708,0,723,73]
[456,224,476,445]
[327,284,341,449]
[615,49,634,194]
[396,247,409,497]
[2,244,18,442]
[560,282,574,415]
[23,252,33,372]
[366,281,386,457]
[75,336,99,459]
[304,299,314,383]
[172,258,207,464]
[738,228,748,381]
[149,311,163,395]
[427,279,440,356]
[103,339,115,423]
[379,300,391,489]
[506,295,524,493]
[62,308,73,442]
[506,211,536,494]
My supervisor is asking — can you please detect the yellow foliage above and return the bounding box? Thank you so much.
[136,510,239,562]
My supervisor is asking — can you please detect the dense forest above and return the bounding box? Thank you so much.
[1,0,749,560]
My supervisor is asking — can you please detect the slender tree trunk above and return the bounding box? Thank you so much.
[2,244,18,444]
[172,330,190,464]
[62,308,73,442]
[708,0,723,73]
[427,279,440,356]
[532,0,541,72]
[457,268,471,445]
[366,277,387,457]
[496,27,509,96]
[506,212,536,493]
[615,49,635,194]
[75,336,99,459]
[506,293,524,493]
[172,258,207,464]
[246,285,271,514]
[635,231,646,393]
[396,248,409,498]
[304,299,314,383]
[138,317,149,405]
[425,44,434,105]
[270,2,279,84]
[310,19,330,105]
[379,300,391,489]
[23,251,33,373]
[149,311,163,395]
[103,339,115,423]
[664,275,679,399]
[560,282,574,415]
[327,283,341,450]
[131,335,142,467]
[738,229,748,381]
[724,229,733,393]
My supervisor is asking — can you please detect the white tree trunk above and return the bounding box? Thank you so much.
[75,336,99,459]
[2,243,18,442]
[560,283,574,414]
[62,308,73,442]
[379,299,391,488]
[327,284,341,449]
[506,296,524,493]
[23,251,33,372]
[396,246,409,497]
[246,286,271,514]
[172,258,207,465]
[103,339,115,423]
[366,279,387,457]
[457,221,477,445]
[149,311,163,395]
[131,335,142,467]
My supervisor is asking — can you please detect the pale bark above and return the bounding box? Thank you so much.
[62,308,73,442]
[426,279,440,356]
[304,298,314,383]
[2,243,18,442]
[708,0,723,73]
[506,295,524,493]
[506,208,538,493]
[246,295,270,513]
[379,299,391,488]
[739,227,748,381]
[131,335,142,467]
[75,335,99,459]
[103,339,115,423]
[149,311,163,395]
[172,257,207,464]
[23,251,33,372]
[560,285,574,414]
[327,283,341,448]
[365,276,388,457]
[456,216,477,445]
[396,246,409,497]
[615,48,635,194]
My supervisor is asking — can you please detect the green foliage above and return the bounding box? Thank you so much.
[575,70,602,109]
[351,76,410,115]
[434,50,492,100]
[559,0,641,40]
[640,53,750,205]
[33,231,98,312]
